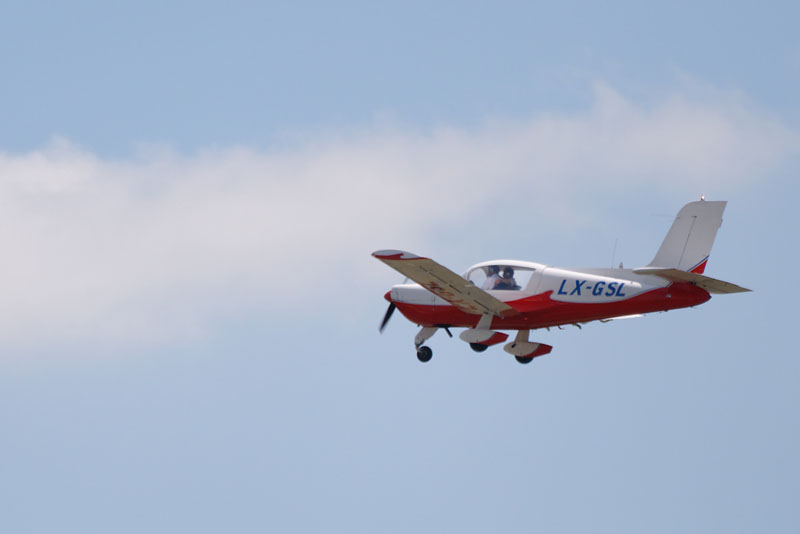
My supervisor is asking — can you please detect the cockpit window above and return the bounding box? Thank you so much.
[466,265,535,291]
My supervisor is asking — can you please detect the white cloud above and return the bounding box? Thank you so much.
[0,84,796,348]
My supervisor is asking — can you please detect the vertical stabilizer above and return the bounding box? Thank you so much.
[647,200,726,273]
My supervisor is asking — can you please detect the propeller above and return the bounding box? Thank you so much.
[379,277,406,333]
[379,302,396,333]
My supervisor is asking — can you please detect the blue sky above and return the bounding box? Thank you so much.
[1,2,799,532]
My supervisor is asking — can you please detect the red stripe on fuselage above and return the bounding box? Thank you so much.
[391,283,710,329]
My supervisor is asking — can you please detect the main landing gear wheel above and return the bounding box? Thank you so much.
[416,346,433,362]
[515,356,534,365]
[469,343,488,353]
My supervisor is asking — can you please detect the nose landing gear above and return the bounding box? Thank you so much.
[416,346,433,362]
[414,327,438,363]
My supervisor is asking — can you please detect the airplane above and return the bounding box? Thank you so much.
[373,198,750,364]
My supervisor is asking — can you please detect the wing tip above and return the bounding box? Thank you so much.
[372,249,424,260]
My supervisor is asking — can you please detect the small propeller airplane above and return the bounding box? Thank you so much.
[374,198,750,364]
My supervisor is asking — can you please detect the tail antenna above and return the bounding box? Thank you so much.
[611,238,618,268]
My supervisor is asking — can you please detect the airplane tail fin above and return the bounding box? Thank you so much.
[646,200,726,273]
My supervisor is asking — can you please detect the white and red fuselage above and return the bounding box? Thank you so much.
[386,261,711,331]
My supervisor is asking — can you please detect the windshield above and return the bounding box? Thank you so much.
[467,265,535,291]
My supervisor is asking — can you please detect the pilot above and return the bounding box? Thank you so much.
[482,265,500,290]
[494,266,518,290]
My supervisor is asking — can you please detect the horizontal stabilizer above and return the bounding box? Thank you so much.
[632,267,751,294]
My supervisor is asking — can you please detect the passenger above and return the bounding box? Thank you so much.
[494,266,518,290]
[482,265,500,290]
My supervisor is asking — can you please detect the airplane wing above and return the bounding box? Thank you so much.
[372,249,518,317]
[632,267,751,294]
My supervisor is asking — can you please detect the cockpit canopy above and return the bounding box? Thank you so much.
[465,263,538,291]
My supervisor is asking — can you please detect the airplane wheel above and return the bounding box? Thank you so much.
[416,346,433,362]
[515,356,534,365]
[470,343,488,353]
